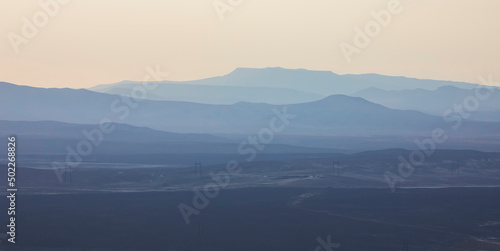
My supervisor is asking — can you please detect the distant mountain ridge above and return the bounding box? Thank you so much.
[88,68,480,103]
[219,68,478,93]
[352,86,500,122]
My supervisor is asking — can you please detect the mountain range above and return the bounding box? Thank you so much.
[352,86,500,122]
[2,67,499,152]
[1,81,498,138]
[89,67,479,104]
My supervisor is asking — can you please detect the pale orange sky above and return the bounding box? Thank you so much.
[1,0,499,88]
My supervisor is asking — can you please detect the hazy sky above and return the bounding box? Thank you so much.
[1,0,499,88]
